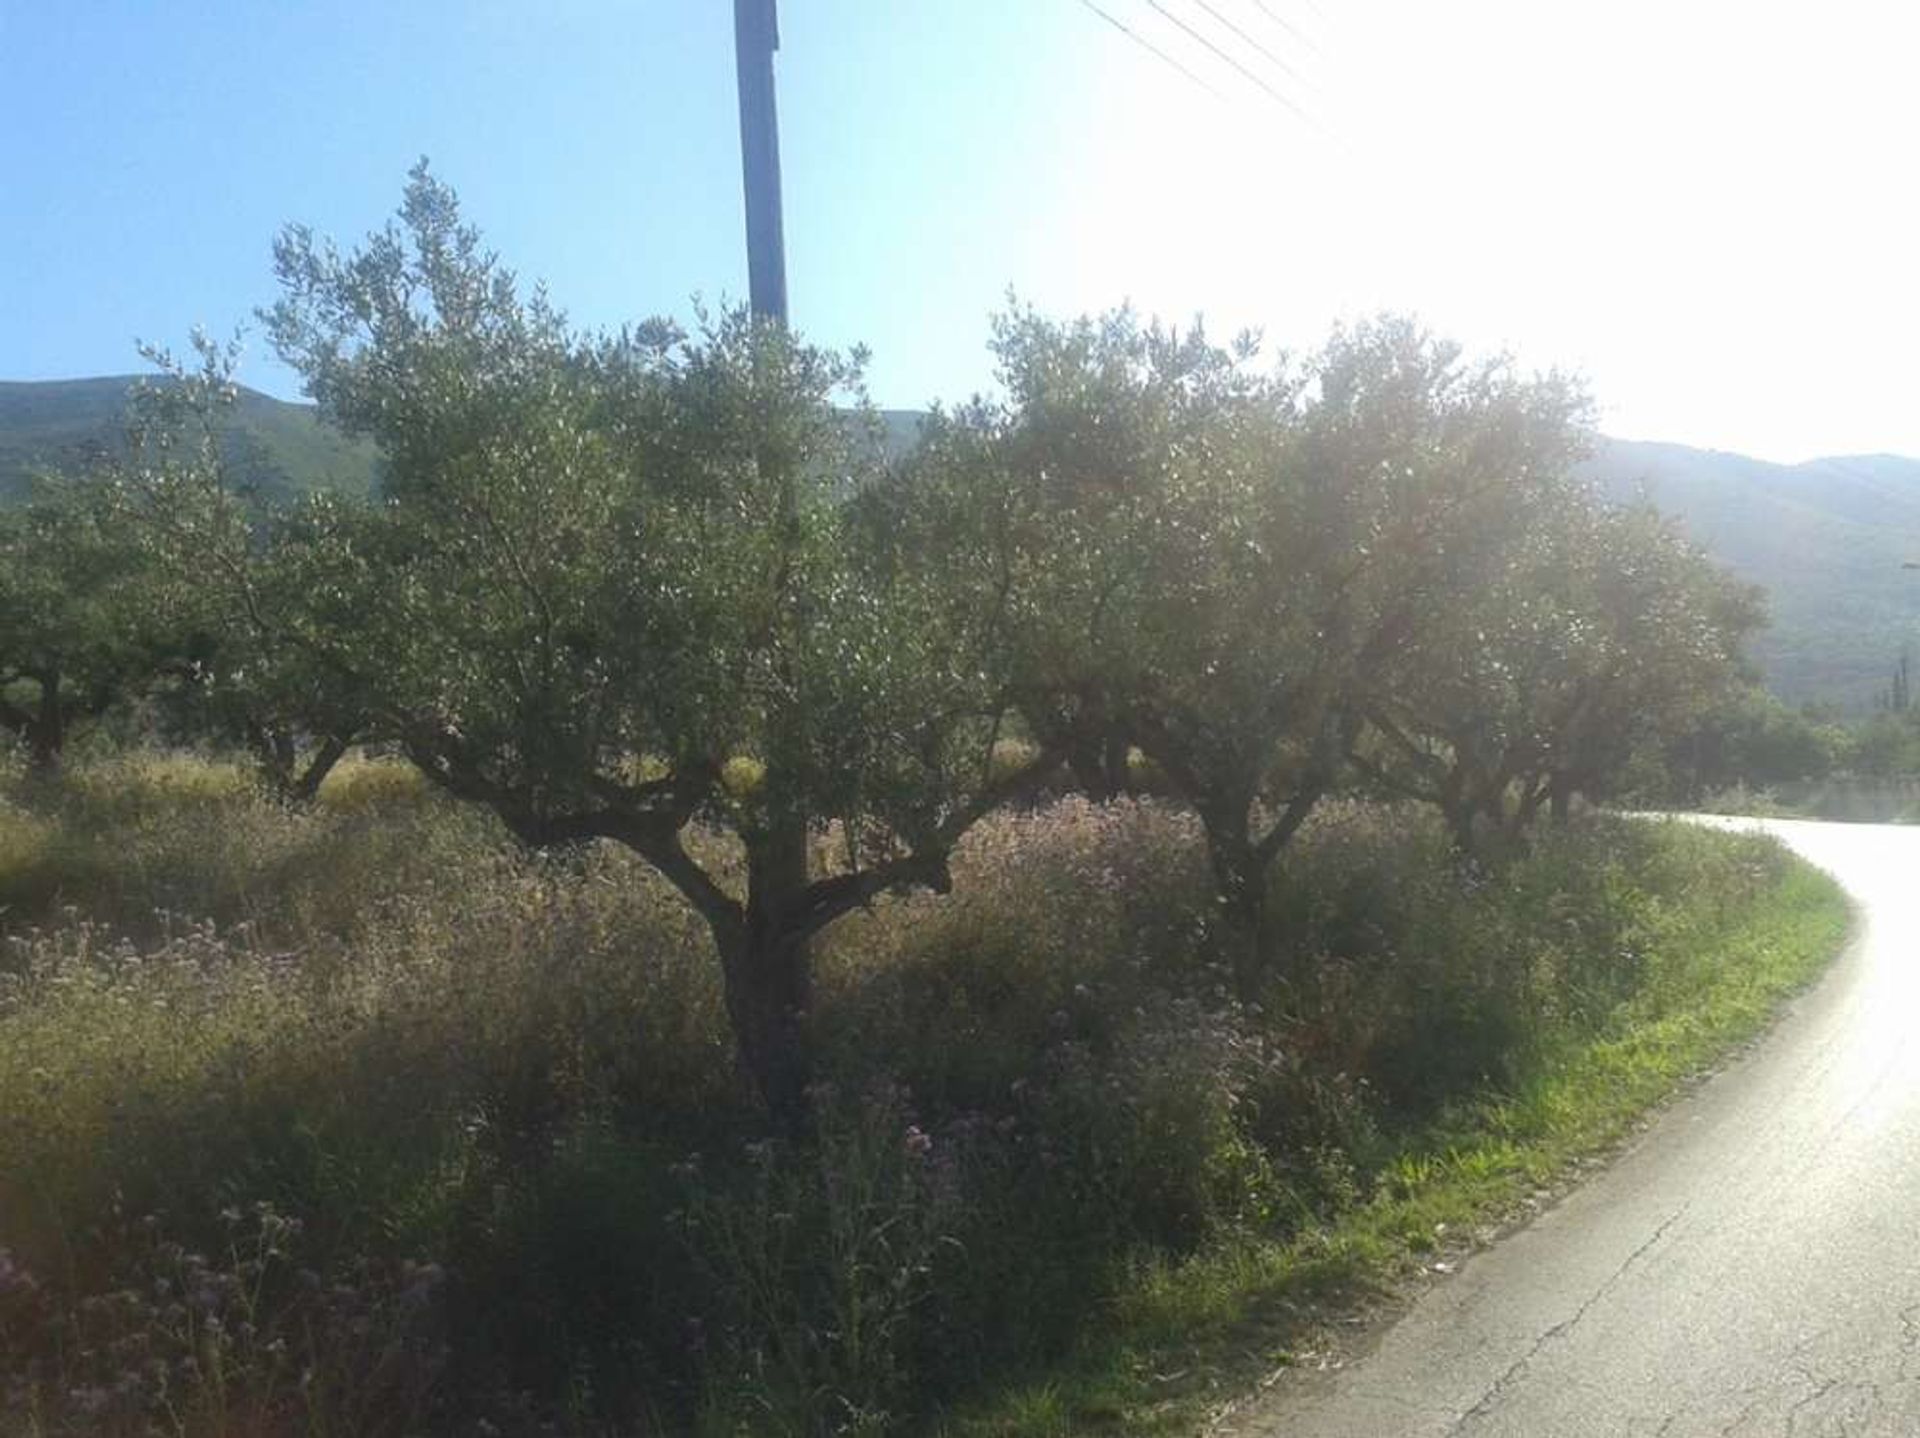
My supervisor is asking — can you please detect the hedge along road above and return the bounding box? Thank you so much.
[1232,818,1920,1437]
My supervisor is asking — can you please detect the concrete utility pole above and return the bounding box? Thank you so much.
[733,0,788,323]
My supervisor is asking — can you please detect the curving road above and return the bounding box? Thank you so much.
[1233,818,1920,1437]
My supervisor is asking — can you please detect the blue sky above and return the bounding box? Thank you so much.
[1,3,1106,410]
[5,1,1919,461]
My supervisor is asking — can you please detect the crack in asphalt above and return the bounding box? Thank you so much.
[1886,1301,1920,1391]
[1901,1302,1920,1345]
[1782,1365,1840,1436]
[1714,1395,1764,1437]
[1444,1203,1691,1435]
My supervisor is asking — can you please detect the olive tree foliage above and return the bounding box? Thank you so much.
[876,309,1598,986]
[1524,503,1763,812]
[260,164,1059,1122]
[0,340,368,789]
[1346,468,1761,860]
[860,309,1291,798]
[1347,498,1584,853]
[1650,686,1843,800]
[0,473,159,773]
[109,334,373,801]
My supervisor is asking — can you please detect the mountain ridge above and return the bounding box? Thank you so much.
[1581,438,1920,709]
[0,375,381,506]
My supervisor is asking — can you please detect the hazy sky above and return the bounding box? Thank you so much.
[3,1,1916,462]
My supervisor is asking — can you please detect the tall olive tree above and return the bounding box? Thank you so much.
[884,309,1595,988]
[261,165,1057,1122]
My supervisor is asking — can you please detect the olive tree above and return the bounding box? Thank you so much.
[1347,520,1583,855]
[261,165,1057,1122]
[111,334,373,801]
[0,473,162,774]
[1521,502,1763,816]
[884,309,1595,988]
[1354,490,1760,852]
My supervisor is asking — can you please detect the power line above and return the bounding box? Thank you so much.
[1143,0,1314,124]
[1248,0,1321,56]
[1074,0,1228,101]
[1188,0,1307,85]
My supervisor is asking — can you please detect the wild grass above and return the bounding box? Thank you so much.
[944,820,1849,1437]
[0,751,1848,1435]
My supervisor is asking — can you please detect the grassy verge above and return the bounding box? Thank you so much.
[943,827,1849,1436]
[0,755,1851,1436]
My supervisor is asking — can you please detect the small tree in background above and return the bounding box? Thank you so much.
[1350,496,1751,853]
[1650,685,1843,801]
[111,333,374,801]
[1524,502,1763,818]
[0,473,162,774]
[1881,647,1911,714]
[1356,495,1759,852]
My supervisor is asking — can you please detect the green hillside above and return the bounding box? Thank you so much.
[876,407,926,458]
[0,376,381,505]
[1584,440,1920,710]
[0,379,919,506]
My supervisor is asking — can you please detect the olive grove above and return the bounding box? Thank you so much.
[8,167,1759,1119]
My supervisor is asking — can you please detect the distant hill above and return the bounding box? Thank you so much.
[0,376,381,505]
[6,379,1914,709]
[875,408,928,460]
[1583,440,1920,710]
[0,378,925,507]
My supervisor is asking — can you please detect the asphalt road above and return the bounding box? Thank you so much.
[1233,818,1920,1437]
